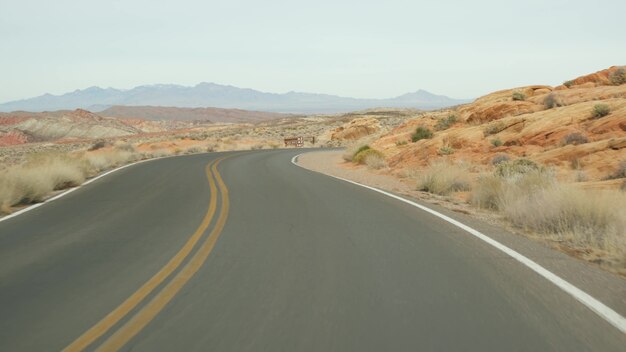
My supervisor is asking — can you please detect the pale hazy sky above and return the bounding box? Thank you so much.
[1,0,625,102]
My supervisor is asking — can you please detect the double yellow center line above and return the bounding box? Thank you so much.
[64,156,231,351]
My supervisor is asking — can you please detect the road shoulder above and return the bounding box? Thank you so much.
[296,149,626,317]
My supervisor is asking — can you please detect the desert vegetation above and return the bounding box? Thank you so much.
[406,157,626,269]
[490,138,503,147]
[592,104,610,118]
[434,114,458,131]
[511,92,526,101]
[0,140,225,214]
[471,165,625,266]
[544,93,563,109]
[411,127,433,142]
[336,66,626,273]
[562,132,588,145]
[415,161,471,195]
[609,67,625,85]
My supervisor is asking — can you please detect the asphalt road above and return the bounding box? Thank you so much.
[0,150,624,351]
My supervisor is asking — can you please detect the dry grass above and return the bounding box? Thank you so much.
[0,148,143,214]
[0,153,88,210]
[364,153,386,170]
[504,185,625,265]
[84,150,139,173]
[471,168,626,266]
[415,161,471,195]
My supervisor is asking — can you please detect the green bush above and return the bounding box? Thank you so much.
[563,80,574,88]
[512,92,526,101]
[353,148,383,164]
[434,114,458,130]
[609,68,625,85]
[491,138,503,147]
[438,146,454,155]
[483,121,505,136]
[395,140,408,146]
[411,127,433,142]
[352,145,370,159]
[592,104,610,118]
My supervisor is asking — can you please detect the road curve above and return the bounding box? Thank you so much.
[0,149,624,351]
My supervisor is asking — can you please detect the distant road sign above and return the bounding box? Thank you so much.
[284,136,315,147]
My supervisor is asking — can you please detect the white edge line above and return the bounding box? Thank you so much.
[291,152,626,334]
[0,154,182,224]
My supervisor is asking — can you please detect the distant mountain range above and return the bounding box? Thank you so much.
[0,83,472,114]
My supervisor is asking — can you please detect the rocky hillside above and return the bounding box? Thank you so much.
[0,109,185,146]
[367,66,626,184]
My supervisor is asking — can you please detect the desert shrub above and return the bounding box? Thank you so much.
[416,161,471,195]
[562,133,588,145]
[495,158,541,178]
[563,80,574,88]
[364,153,386,170]
[434,115,458,131]
[0,153,92,212]
[353,148,383,165]
[185,146,204,154]
[544,93,563,109]
[89,140,107,151]
[491,154,510,165]
[411,127,433,142]
[354,145,370,155]
[592,104,610,118]
[25,153,86,189]
[502,184,625,260]
[512,92,526,101]
[472,169,626,262]
[343,144,370,162]
[471,168,553,210]
[438,146,454,155]
[470,174,505,210]
[483,121,506,136]
[609,68,625,85]
[491,138,503,147]
[395,140,408,146]
[83,149,139,173]
[0,168,54,208]
[250,144,264,150]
